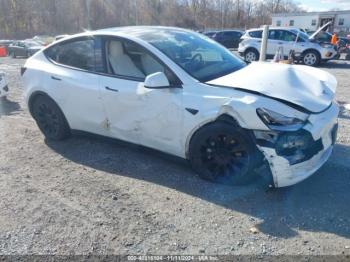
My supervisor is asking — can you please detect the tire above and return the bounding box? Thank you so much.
[31,95,71,141]
[188,121,261,185]
[302,50,320,66]
[244,49,259,62]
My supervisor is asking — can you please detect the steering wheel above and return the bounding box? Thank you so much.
[190,53,203,65]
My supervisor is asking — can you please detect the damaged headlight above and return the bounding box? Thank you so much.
[257,108,307,131]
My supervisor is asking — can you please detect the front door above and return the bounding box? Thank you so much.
[99,37,184,155]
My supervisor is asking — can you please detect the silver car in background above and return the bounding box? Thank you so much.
[238,25,337,66]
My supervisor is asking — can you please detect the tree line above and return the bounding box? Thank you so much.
[0,0,303,39]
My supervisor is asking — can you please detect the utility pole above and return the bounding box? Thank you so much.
[135,0,139,25]
[260,25,269,62]
[221,0,224,29]
[86,0,92,30]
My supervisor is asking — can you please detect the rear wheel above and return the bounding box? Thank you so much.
[189,122,261,185]
[31,95,70,140]
[244,49,259,62]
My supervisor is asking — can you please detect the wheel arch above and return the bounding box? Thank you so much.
[301,48,321,59]
[28,91,50,116]
[244,47,260,55]
[185,113,243,159]
[28,92,70,130]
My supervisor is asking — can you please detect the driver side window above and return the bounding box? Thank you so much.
[280,31,297,42]
[105,39,165,80]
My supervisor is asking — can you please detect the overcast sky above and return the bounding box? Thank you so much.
[298,0,350,11]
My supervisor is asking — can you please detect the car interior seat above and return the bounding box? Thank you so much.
[108,41,145,78]
[140,54,164,76]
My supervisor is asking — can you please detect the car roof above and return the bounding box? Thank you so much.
[95,26,193,36]
[247,27,301,31]
[216,29,244,32]
[51,26,195,43]
[46,26,197,48]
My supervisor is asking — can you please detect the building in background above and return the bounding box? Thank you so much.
[272,10,350,35]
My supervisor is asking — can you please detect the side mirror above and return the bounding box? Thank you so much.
[144,72,170,89]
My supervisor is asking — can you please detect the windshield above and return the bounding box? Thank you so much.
[135,29,246,82]
[290,29,310,41]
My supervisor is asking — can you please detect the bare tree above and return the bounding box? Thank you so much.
[0,0,304,39]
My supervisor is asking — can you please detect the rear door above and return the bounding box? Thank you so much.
[44,36,105,134]
[221,31,241,48]
[17,42,27,56]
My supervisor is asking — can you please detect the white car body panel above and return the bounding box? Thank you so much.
[22,27,339,187]
[207,62,337,113]
[0,71,9,98]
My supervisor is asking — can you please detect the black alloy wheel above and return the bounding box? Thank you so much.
[31,95,70,140]
[189,122,261,185]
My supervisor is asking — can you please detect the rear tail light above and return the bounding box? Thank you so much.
[20,67,27,76]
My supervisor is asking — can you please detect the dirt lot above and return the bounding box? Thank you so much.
[1,56,350,256]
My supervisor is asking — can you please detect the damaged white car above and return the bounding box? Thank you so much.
[22,27,339,187]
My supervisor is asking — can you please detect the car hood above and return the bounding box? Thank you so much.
[309,21,332,40]
[207,62,337,113]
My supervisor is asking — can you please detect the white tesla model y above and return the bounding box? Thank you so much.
[22,27,339,187]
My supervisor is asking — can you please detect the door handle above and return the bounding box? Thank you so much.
[105,86,119,92]
[51,76,61,81]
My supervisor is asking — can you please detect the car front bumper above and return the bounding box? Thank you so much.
[255,102,339,187]
[319,47,338,60]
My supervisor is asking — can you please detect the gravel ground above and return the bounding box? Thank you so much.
[0,56,350,256]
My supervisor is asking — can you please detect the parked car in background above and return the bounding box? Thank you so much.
[8,41,43,58]
[337,37,350,51]
[212,30,244,48]
[33,35,54,46]
[0,40,13,46]
[202,31,217,38]
[22,26,339,187]
[238,26,337,66]
[0,71,9,98]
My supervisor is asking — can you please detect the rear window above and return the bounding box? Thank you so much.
[45,38,102,71]
[249,30,262,39]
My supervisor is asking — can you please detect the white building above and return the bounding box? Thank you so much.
[272,10,350,34]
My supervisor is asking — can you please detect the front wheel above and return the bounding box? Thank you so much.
[189,122,261,185]
[302,50,320,66]
[31,95,71,141]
